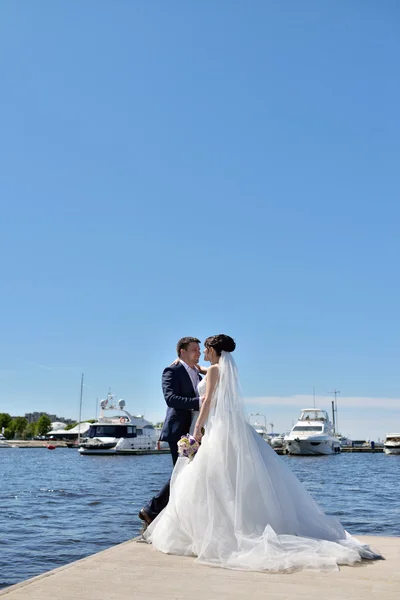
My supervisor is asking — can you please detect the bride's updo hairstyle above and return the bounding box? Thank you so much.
[204,334,236,356]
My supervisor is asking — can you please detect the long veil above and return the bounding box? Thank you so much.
[146,351,381,572]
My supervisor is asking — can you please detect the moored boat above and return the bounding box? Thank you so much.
[270,433,288,450]
[249,414,270,442]
[285,408,341,455]
[384,433,400,455]
[78,393,159,455]
[0,433,10,448]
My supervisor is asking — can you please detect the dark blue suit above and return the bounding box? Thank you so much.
[143,362,201,520]
[159,363,201,443]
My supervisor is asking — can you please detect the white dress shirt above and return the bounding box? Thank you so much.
[180,359,202,408]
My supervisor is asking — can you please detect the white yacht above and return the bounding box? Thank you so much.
[0,433,10,448]
[249,414,270,442]
[270,433,289,450]
[285,408,341,455]
[336,434,352,448]
[79,393,159,455]
[384,433,400,455]
[154,426,169,450]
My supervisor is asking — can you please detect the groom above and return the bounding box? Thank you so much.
[138,336,203,526]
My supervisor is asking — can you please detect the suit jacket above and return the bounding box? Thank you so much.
[159,363,201,442]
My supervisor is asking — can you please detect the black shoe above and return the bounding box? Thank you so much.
[138,508,153,526]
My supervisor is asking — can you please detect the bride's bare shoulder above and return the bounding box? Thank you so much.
[208,364,220,378]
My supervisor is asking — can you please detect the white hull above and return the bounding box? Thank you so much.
[115,437,156,452]
[79,446,166,456]
[285,408,340,456]
[79,449,117,455]
[78,396,159,456]
[79,435,158,455]
[271,440,285,449]
[383,434,400,455]
[384,446,400,455]
[79,447,117,455]
[287,439,341,456]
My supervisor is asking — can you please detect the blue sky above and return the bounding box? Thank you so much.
[1,1,399,440]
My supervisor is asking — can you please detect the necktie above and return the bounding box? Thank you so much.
[189,367,198,391]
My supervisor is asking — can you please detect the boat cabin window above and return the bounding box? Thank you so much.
[87,425,137,438]
[143,424,154,430]
[292,426,323,432]
[299,411,327,422]
[387,436,400,442]
[136,428,143,436]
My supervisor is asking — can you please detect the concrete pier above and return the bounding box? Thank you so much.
[1,536,398,600]
[6,441,384,453]
[5,441,171,455]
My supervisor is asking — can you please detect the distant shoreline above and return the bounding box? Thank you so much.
[5,440,68,448]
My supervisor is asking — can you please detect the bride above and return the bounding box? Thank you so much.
[145,334,381,572]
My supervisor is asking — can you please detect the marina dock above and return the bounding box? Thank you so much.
[0,535,398,600]
[341,447,384,453]
[5,441,171,454]
[7,441,384,453]
[5,441,68,448]
[273,446,385,454]
[0,536,400,600]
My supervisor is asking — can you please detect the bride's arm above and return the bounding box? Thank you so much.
[193,365,219,442]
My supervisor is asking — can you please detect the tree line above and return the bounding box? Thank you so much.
[0,413,162,440]
[0,414,97,439]
[0,413,52,439]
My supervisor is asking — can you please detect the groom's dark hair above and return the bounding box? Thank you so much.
[176,337,201,357]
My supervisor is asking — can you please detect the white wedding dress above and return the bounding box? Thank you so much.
[145,352,381,572]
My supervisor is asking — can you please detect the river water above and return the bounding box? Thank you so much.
[1,448,399,588]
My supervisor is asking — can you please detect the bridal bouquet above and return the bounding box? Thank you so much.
[177,434,200,460]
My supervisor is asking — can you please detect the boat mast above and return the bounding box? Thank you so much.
[331,400,336,432]
[329,389,340,433]
[313,386,316,408]
[78,373,84,445]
